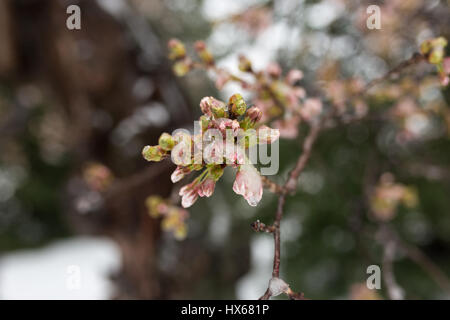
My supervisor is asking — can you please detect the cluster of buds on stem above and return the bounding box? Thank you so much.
[142,94,280,208]
[82,162,114,192]
[167,39,324,139]
[370,173,418,221]
[420,37,450,86]
[146,195,188,240]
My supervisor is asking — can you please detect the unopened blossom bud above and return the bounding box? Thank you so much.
[443,57,450,74]
[171,166,192,183]
[238,54,252,72]
[174,224,187,240]
[199,115,210,131]
[200,96,228,118]
[199,97,213,116]
[434,37,448,48]
[267,62,282,78]
[211,102,228,119]
[229,93,247,117]
[421,37,448,64]
[420,40,432,55]
[245,106,262,123]
[173,59,191,77]
[179,183,199,208]
[168,38,186,60]
[429,48,445,64]
[142,145,166,162]
[198,178,215,197]
[286,69,303,84]
[233,164,263,206]
[145,195,164,218]
[194,41,214,65]
[158,132,175,151]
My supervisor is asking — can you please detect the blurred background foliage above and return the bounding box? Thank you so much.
[0,0,449,299]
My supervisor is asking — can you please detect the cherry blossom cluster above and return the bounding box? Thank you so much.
[142,93,280,209]
[146,195,189,240]
[167,38,323,139]
[370,173,418,222]
[83,162,114,192]
[420,37,450,86]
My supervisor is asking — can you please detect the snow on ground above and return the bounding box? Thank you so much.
[0,236,120,300]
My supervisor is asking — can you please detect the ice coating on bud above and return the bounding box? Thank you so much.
[233,164,263,206]
[215,118,241,135]
[168,38,186,60]
[199,96,213,116]
[171,166,192,183]
[229,93,247,116]
[246,106,262,123]
[158,132,175,151]
[198,178,215,197]
[200,96,228,118]
[179,183,199,208]
[211,102,228,118]
[142,145,165,162]
[268,277,290,297]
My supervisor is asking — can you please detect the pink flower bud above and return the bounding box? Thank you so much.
[198,178,215,197]
[301,98,323,121]
[246,106,262,122]
[233,165,263,206]
[179,183,199,208]
[266,62,282,78]
[168,39,186,60]
[171,166,191,183]
[444,57,450,74]
[286,69,303,84]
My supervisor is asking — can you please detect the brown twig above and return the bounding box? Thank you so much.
[257,52,429,300]
[362,52,425,94]
[377,225,405,300]
[258,121,322,300]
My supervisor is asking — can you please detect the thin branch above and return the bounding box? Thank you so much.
[392,229,450,294]
[377,225,405,300]
[362,52,425,94]
[258,122,321,300]
[256,52,430,300]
